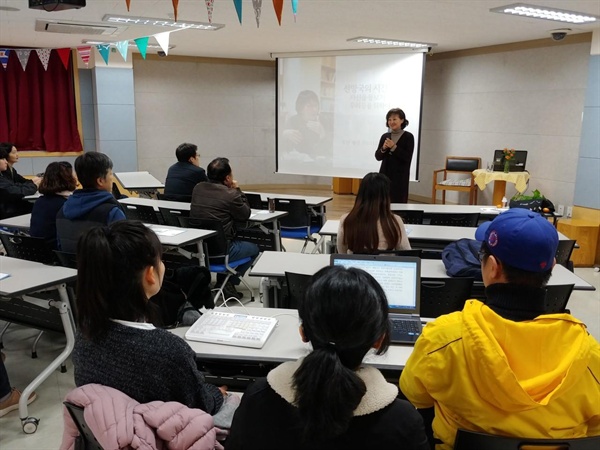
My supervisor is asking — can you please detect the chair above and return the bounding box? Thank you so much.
[275,198,322,253]
[63,402,104,450]
[544,284,574,314]
[0,234,59,265]
[393,210,424,225]
[188,218,255,305]
[285,272,312,309]
[376,249,423,258]
[453,428,600,450]
[420,277,474,318]
[432,156,481,205]
[157,192,191,203]
[54,250,78,269]
[428,212,480,227]
[159,207,189,227]
[122,204,161,224]
[555,239,576,271]
[245,193,265,210]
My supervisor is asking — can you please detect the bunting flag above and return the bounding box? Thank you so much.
[97,44,111,65]
[115,40,129,61]
[205,0,214,23]
[36,49,51,70]
[233,0,242,24]
[252,0,262,28]
[273,0,284,25]
[154,31,171,56]
[0,49,9,69]
[172,0,179,22]
[125,0,131,11]
[56,48,71,70]
[134,37,149,59]
[15,49,31,71]
[77,46,91,67]
[291,0,298,21]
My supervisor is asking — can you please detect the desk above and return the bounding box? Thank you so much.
[146,224,215,267]
[245,191,332,228]
[472,169,530,206]
[0,256,77,433]
[114,171,164,198]
[0,213,31,232]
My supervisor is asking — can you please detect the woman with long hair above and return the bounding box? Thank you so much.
[337,172,410,254]
[226,266,429,449]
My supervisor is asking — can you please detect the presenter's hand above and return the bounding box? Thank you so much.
[383,138,395,149]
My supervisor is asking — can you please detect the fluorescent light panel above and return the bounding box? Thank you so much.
[490,3,598,24]
[102,14,224,30]
[81,39,175,50]
[348,37,434,49]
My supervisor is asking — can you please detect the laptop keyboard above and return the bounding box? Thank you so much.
[391,319,421,336]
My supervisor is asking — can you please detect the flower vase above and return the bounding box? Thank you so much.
[503,160,510,173]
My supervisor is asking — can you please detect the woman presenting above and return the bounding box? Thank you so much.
[374,108,414,203]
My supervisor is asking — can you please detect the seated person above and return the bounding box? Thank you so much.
[163,142,207,201]
[30,162,77,250]
[56,152,125,253]
[190,157,259,300]
[0,143,39,219]
[227,265,429,450]
[400,208,600,449]
[72,221,227,419]
[337,172,410,253]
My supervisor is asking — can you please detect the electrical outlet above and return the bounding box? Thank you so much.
[557,204,565,216]
[566,206,573,218]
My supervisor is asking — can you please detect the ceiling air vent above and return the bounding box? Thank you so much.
[35,19,123,35]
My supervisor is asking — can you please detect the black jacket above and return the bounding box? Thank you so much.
[0,169,37,219]
[164,162,207,201]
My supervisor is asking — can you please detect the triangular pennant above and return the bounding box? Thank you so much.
[77,46,91,67]
[35,49,52,70]
[205,0,214,23]
[125,0,131,11]
[233,0,242,24]
[115,40,129,61]
[273,0,283,25]
[154,32,171,56]
[291,0,298,21]
[172,0,179,22]
[0,49,10,70]
[15,49,31,71]
[97,44,111,65]
[56,48,71,70]
[252,0,262,28]
[134,37,149,59]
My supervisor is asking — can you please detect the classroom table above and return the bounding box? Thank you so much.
[245,191,332,229]
[0,256,77,433]
[146,224,215,267]
[472,169,530,206]
[0,213,32,232]
[114,171,164,198]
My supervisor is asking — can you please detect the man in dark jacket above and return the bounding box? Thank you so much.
[56,152,125,253]
[164,143,207,201]
[0,143,39,219]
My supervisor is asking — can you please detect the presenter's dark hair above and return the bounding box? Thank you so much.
[295,90,320,113]
[207,157,232,184]
[76,221,162,339]
[343,172,402,253]
[74,152,113,189]
[175,143,198,162]
[39,162,77,195]
[293,265,390,441]
[386,108,409,129]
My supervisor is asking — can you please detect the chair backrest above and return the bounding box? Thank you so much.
[245,193,264,210]
[189,218,229,263]
[63,401,104,450]
[454,428,600,450]
[428,213,480,227]
[544,284,574,314]
[445,157,481,172]
[0,234,58,265]
[159,207,189,227]
[54,250,78,269]
[393,210,424,225]
[420,277,474,318]
[122,204,161,224]
[285,272,312,309]
[157,192,191,203]
[274,199,311,229]
[376,249,423,258]
[555,240,576,268]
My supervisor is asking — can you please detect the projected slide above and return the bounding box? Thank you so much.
[277,52,424,180]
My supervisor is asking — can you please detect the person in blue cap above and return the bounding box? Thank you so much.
[400,208,600,449]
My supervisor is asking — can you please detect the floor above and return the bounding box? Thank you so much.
[1,187,598,448]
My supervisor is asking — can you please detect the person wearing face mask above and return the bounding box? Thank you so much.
[0,143,39,219]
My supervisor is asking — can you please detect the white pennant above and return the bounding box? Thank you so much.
[35,49,52,70]
[154,32,171,56]
[115,40,129,61]
[15,49,31,71]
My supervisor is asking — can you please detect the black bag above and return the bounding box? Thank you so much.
[442,239,483,281]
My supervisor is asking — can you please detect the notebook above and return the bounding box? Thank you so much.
[185,310,278,349]
[330,254,422,344]
[493,150,528,172]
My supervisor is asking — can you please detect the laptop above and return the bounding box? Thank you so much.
[330,254,422,345]
[493,150,528,172]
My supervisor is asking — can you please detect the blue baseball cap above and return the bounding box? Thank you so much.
[475,208,558,272]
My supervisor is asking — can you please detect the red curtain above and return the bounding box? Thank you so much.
[0,50,83,152]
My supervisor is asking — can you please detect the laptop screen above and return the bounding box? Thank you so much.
[330,254,421,314]
[493,149,528,172]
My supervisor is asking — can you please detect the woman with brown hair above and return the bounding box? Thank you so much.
[337,172,410,254]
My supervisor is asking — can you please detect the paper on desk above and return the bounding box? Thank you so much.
[0,273,10,280]
[480,207,509,213]
[150,227,185,237]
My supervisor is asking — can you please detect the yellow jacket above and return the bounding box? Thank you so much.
[400,299,600,450]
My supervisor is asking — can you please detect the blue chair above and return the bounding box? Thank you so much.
[275,198,322,253]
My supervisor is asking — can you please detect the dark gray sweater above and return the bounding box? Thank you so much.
[72,322,223,415]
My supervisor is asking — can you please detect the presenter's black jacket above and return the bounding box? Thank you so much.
[164,161,207,201]
[0,169,37,219]
[375,131,415,203]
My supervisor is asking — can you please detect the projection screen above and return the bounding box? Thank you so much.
[276,51,425,180]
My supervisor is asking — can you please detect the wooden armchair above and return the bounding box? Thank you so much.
[432,156,481,205]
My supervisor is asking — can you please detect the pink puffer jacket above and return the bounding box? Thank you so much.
[61,384,223,450]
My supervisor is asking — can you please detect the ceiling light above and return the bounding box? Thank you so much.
[348,37,434,49]
[490,3,598,24]
[102,14,224,30]
[81,39,175,50]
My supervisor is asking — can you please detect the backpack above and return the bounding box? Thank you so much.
[442,239,483,281]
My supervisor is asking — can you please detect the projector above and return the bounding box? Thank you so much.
[29,0,86,11]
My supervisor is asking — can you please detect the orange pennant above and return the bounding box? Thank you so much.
[172,0,179,22]
[125,0,131,11]
[272,0,283,25]
[55,48,71,70]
